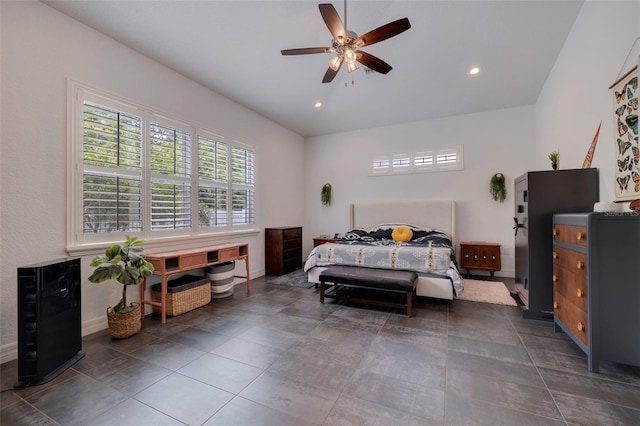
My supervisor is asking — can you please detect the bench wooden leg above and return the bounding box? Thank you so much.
[407,291,413,317]
[320,280,325,303]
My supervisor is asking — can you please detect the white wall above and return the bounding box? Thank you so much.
[304,105,536,275]
[0,2,305,362]
[536,0,640,202]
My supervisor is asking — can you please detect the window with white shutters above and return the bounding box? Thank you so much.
[231,145,255,226]
[198,134,228,227]
[82,101,143,234]
[70,82,257,248]
[149,120,192,230]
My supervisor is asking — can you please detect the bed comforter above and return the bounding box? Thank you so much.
[304,225,464,296]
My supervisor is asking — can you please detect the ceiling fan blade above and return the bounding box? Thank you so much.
[355,17,411,47]
[281,47,331,55]
[319,3,346,42]
[356,51,392,74]
[322,66,339,83]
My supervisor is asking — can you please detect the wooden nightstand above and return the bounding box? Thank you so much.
[459,242,501,279]
[313,237,341,247]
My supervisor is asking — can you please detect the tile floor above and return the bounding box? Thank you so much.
[1,276,640,425]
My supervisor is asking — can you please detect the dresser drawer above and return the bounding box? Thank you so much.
[553,246,587,312]
[283,227,302,240]
[283,258,301,274]
[283,248,301,261]
[552,224,588,247]
[554,291,588,347]
[283,238,301,250]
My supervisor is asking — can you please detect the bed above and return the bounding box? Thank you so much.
[304,200,464,300]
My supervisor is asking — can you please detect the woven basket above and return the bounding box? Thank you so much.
[151,275,211,316]
[107,302,141,339]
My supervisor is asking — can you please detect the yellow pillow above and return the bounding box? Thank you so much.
[392,226,413,242]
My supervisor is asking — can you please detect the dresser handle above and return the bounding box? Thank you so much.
[552,274,558,282]
[553,228,559,236]
[577,322,585,332]
[576,289,584,298]
[576,261,585,270]
[553,301,559,309]
[576,231,585,241]
[553,252,559,259]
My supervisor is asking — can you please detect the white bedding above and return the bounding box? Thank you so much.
[305,200,463,300]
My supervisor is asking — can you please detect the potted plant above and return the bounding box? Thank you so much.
[490,173,507,202]
[321,183,332,206]
[548,150,560,170]
[88,235,154,338]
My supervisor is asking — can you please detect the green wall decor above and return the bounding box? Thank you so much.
[490,173,506,202]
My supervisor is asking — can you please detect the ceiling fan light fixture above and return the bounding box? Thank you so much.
[280,3,411,83]
[328,54,343,71]
[344,48,357,64]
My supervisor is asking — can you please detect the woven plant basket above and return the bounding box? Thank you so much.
[107,302,141,339]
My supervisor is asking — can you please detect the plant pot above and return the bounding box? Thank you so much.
[106,302,141,339]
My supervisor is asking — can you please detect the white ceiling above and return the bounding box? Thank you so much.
[43,0,584,137]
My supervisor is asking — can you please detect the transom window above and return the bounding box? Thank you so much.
[68,82,256,249]
[370,146,464,176]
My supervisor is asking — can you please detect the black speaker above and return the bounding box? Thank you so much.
[15,258,85,388]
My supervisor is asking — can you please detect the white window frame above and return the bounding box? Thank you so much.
[67,80,258,254]
[369,145,464,176]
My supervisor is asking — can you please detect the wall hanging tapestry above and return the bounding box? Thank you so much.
[610,65,638,201]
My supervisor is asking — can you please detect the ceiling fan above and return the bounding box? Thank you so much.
[281,2,411,83]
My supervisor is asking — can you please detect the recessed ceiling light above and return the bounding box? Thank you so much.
[314,102,323,108]
[468,67,480,75]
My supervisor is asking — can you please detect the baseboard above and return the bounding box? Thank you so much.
[0,341,17,365]
[82,315,108,336]
[0,317,108,364]
[1,271,267,365]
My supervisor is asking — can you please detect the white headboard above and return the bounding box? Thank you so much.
[350,200,456,243]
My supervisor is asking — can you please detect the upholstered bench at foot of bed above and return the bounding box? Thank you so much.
[319,266,418,316]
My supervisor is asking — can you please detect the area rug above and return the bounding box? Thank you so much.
[267,269,315,288]
[457,279,518,306]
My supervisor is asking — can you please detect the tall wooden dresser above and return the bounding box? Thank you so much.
[265,227,302,275]
[552,212,640,372]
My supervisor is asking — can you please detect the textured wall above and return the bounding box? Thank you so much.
[0,1,305,362]
[303,105,536,277]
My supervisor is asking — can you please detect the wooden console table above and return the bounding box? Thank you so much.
[140,242,249,323]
